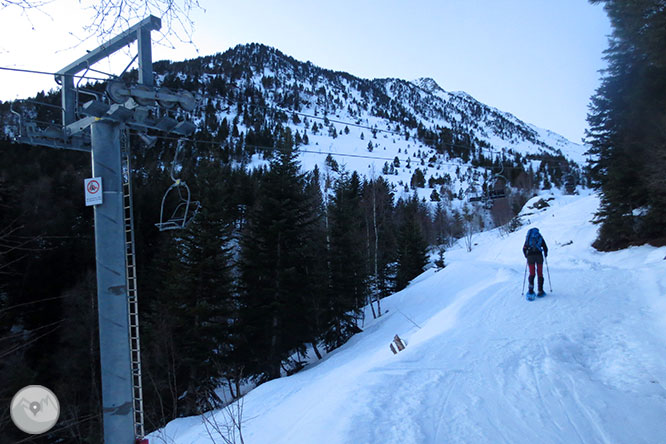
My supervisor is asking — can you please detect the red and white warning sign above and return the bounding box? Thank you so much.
[84,177,103,206]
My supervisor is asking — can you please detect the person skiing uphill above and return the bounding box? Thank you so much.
[523,227,548,300]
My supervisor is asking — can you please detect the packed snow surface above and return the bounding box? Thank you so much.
[151,192,666,444]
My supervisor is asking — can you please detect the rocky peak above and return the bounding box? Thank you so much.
[411,77,443,93]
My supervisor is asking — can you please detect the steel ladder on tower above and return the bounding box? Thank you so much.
[121,128,146,440]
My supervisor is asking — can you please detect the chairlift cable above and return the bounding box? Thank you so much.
[148,133,566,174]
[3,64,578,170]
[0,65,109,81]
[229,84,580,165]
[0,296,72,315]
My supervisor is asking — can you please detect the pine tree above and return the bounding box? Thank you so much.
[395,195,428,290]
[178,207,236,412]
[410,168,426,188]
[144,205,235,416]
[238,133,320,380]
[587,0,666,249]
[301,166,329,358]
[324,170,368,349]
[138,150,240,417]
[142,231,184,421]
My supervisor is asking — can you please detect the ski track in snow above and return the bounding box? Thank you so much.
[153,193,666,444]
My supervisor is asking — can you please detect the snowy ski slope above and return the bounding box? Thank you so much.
[151,191,666,444]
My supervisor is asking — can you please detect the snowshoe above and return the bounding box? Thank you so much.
[537,291,546,298]
[526,291,536,301]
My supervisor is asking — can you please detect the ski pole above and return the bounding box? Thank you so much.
[521,261,528,295]
[545,255,553,292]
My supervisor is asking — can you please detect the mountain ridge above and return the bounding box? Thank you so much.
[147,43,587,208]
[158,43,583,162]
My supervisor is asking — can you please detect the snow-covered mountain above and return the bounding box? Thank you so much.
[151,44,585,204]
[150,190,666,444]
[408,75,584,162]
[2,43,587,207]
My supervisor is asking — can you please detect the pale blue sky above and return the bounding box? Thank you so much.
[0,0,611,143]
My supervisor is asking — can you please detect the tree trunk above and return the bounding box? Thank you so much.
[311,342,323,360]
[372,182,381,317]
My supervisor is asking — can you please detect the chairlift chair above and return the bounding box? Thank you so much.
[486,157,508,201]
[154,178,200,231]
[488,173,508,200]
[465,181,480,202]
[488,188,506,199]
[154,139,200,231]
[476,175,507,209]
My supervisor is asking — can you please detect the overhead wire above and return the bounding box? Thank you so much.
[0,295,73,315]
[148,133,473,168]
[3,63,579,171]
[1,63,576,169]
[224,82,578,165]
[0,66,110,82]
[0,319,67,343]
[201,105,578,173]
[12,413,100,443]
[239,99,399,136]
[149,132,560,174]
[1,62,579,169]
[0,322,64,360]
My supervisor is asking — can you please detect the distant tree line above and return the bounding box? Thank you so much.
[586,0,666,250]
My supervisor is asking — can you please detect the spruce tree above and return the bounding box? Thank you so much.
[301,166,329,358]
[144,205,235,416]
[587,0,666,249]
[238,130,320,380]
[395,195,428,291]
[139,150,239,417]
[324,171,368,349]
[178,206,236,412]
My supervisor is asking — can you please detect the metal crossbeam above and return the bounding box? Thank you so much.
[56,16,161,77]
[57,15,161,125]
